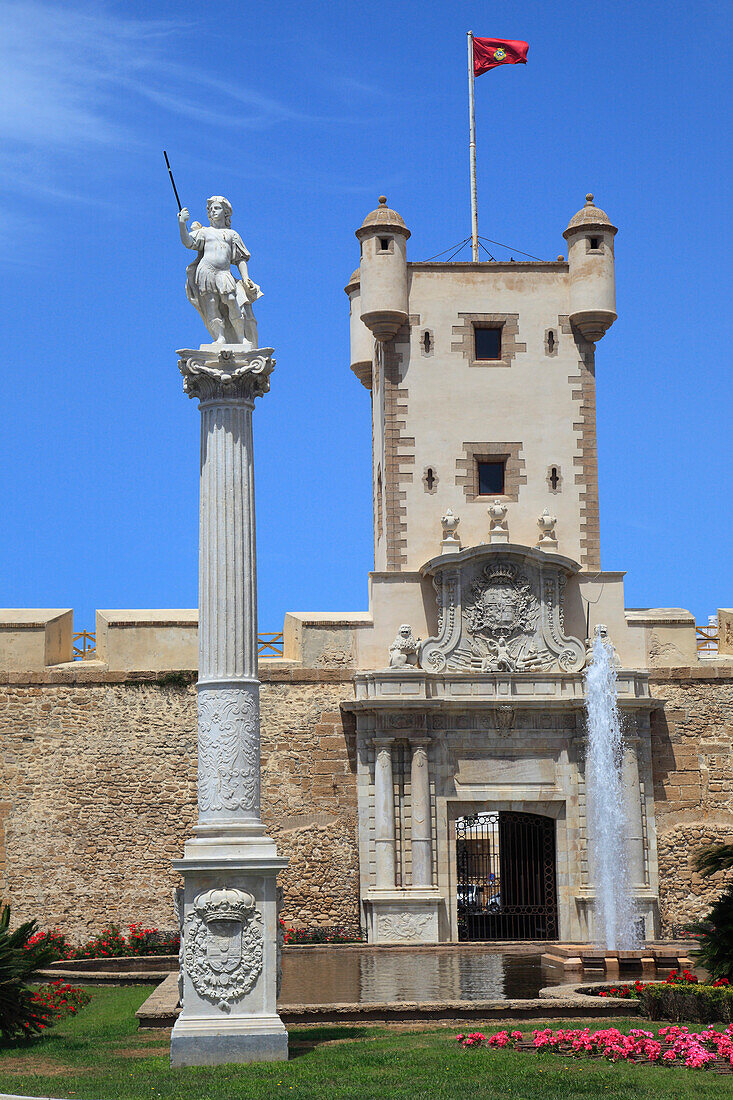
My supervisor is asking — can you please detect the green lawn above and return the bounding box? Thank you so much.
[1,986,733,1100]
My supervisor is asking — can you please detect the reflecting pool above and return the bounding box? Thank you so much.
[279,947,588,1005]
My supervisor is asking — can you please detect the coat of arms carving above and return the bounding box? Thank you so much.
[183,886,263,1010]
[462,563,539,670]
[418,547,586,674]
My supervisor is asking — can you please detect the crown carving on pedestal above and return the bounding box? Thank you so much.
[194,887,256,924]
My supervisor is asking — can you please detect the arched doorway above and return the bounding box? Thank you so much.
[456,810,558,940]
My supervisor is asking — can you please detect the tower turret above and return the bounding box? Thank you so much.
[563,194,617,342]
[355,196,410,341]
[345,269,373,389]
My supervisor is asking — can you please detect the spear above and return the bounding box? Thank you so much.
[163,150,182,213]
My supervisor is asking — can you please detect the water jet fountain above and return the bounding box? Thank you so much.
[584,625,638,950]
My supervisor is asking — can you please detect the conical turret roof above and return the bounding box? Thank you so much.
[356,196,410,239]
[564,194,617,237]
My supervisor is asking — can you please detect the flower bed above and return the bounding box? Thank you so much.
[589,970,733,1021]
[25,924,179,961]
[280,921,365,945]
[31,981,91,1023]
[456,1024,733,1071]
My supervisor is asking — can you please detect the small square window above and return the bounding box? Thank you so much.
[474,326,501,360]
[477,460,505,496]
[378,237,391,252]
[588,237,601,250]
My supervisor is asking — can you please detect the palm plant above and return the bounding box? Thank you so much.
[0,903,56,1040]
[687,844,733,980]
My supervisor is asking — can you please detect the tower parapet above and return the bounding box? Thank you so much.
[355,196,410,341]
[564,194,617,342]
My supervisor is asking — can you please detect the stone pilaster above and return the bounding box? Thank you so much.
[622,737,645,889]
[373,737,396,889]
[171,346,288,1067]
[409,739,432,887]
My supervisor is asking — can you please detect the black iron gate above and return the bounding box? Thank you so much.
[456,810,558,941]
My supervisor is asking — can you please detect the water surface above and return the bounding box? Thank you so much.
[279,947,585,1005]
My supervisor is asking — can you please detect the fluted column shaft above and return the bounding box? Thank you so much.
[199,396,258,683]
[410,739,432,887]
[175,347,277,835]
[374,739,396,888]
[196,388,261,828]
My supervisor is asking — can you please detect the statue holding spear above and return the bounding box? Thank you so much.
[165,152,262,349]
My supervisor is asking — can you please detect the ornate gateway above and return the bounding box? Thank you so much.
[183,887,263,1011]
[418,546,585,674]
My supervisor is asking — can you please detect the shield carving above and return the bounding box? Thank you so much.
[204,919,242,975]
[480,581,518,636]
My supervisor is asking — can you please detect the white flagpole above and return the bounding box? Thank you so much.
[467,30,479,262]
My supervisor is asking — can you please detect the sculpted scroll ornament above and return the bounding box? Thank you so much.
[178,348,275,402]
[183,888,263,1010]
[197,690,260,814]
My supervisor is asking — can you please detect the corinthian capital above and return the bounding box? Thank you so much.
[177,346,276,402]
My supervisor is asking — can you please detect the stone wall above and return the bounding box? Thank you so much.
[0,666,358,940]
[2,659,732,943]
[649,666,733,936]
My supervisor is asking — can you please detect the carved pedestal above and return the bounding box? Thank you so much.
[170,347,288,1067]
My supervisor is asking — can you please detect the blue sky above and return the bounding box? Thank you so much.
[1,0,730,632]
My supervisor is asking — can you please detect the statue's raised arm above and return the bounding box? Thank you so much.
[180,196,262,349]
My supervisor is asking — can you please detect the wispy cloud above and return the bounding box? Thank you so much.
[0,1,360,205]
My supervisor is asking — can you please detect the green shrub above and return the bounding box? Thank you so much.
[0,903,56,1040]
[687,844,733,980]
[640,982,733,1023]
[688,883,733,981]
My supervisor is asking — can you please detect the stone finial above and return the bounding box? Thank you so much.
[388,624,420,669]
[487,499,509,544]
[440,508,461,553]
[537,508,558,551]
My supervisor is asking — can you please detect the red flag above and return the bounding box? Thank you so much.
[473,37,529,76]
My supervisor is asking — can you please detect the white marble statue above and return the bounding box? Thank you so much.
[178,196,262,348]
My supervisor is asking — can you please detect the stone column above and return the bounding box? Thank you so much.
[410,739,432,887]
[373,738,396,888]
[171,346,288,1067]
[622,737,645,889]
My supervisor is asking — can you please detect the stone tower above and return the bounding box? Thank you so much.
[341,195,661,946]
[347,194,620,576]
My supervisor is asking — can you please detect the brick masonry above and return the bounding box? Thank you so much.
[451,313,526,369]
[455,441,527,503]
[381,325,415,571]
[0,663,731,941]
[649,667,733,936]
[0,668,359,940]
[561,314,601,571]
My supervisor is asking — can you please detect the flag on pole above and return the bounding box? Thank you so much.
[473,37,529,76]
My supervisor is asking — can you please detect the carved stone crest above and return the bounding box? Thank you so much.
[418,546,586,674]
[183,887,263,1010]
[463,563,539,671]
